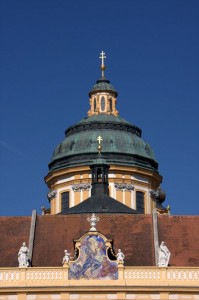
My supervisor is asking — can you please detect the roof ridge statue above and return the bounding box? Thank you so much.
[62,250,71,265]
[158,241,171,267]
[18,242,29,267]
[116,249,125,265]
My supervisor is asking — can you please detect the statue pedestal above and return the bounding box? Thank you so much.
[18,267,27,286]
[117,263,124,280]
[63,263,69,280]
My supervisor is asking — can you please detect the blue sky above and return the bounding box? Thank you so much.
[0,0,198,216]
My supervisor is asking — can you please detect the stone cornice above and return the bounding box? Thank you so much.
[65,121,142,138]
[45,164,162,188]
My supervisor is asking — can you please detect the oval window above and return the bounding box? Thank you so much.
[101,96,105,111]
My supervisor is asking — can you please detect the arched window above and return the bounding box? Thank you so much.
[110,98,113,112]
[94,98,96,112]
[101,96,105,111]
[136,191,145,213]
[61,192,69,212]
[97,168,102,182]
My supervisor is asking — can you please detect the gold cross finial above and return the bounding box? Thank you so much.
[97,136,103,154]
[100,51,106,65]
[97,136,103,144]
[99,51,106,77]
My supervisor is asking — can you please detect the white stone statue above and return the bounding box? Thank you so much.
[158,241,170,267]
[116,249,125,264]
[62,250,70,265]
[18,242,29,267]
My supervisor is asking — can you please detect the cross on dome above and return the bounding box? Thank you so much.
[97,136,103,154]
[97,136,103,144]
[99,51,106,66]
[99,51,106,77]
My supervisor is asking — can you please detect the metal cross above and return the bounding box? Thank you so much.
[99,51,106,65]
[97,136,103,145]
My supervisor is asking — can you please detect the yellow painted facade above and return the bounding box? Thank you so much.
[1,266,199,299]
[45,165,162,215]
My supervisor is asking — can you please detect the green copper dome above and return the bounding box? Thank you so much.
[49,114,158,172]
[89,77,118,97]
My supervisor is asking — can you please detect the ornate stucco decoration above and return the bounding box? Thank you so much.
[87,213,100,232]
[41,206,50,215]
[150,189,159,199]
[150,187,168,213]
[150,187,166,202]
[114,183,134,191]
[68,231,118,280]
[47,190,57,201]
[72,183,91,192]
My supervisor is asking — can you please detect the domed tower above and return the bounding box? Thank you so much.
[45,51,166,215]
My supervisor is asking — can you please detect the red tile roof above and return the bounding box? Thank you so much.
[0,214,198,268]
[158,215,199,266]
[0,217,31,267]
[32,214,154,267]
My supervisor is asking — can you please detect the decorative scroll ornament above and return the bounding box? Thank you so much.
[72,183,91,192]
[150,187,166,202]
[114,183,134,191]
[87,213,100,231]
[150,189,159,198]
[47,190,57,200]
[69,233,118,280]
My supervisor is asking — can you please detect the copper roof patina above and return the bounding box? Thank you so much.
[49,114,158,172]
[89,77,118,97]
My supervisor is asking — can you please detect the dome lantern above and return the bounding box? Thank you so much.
[88,51,119,117]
